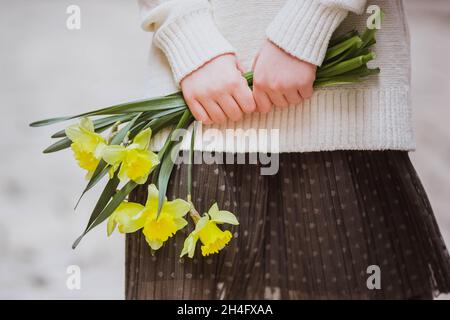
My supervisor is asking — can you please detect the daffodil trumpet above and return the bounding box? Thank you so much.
[181,203,239,258]
[108,184,190,250]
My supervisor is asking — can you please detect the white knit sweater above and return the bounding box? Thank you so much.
[138,0,414,153]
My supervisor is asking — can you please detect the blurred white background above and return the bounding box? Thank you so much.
[0,0,449,299]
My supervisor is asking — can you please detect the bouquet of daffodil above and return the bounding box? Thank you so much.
[30,19,382,258]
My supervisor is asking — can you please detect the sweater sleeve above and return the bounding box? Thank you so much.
[266,0,367,66]
[138,0,235,84]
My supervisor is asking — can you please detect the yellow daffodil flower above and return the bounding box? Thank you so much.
[65,117,106,179]
[181,203,239,258]
[101,128,159,184]
[107,184,190,251]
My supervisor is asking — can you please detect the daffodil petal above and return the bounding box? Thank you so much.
[65,125,84,143]
[133,128,152,150]
[118,162,128,183]
[164,199,191,218]
[145,237,163,251]
[148,151,160,168]
[133,165,152,184]
[108,166,115,179]
[145,184,161,210]
[193,216,209,234]
[173,217,188,230]
[80,117,95,132]
[66,124,104,152]
[94,142,107,159]
[107,213,117,236]
[102,145,126,167]
[207,203,220,220]
[210,210,239,225]
[113,202,146,233]
[181,234,198,258]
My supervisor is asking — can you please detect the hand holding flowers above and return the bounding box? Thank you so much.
[30,12,383,259]
[252,40,317,113]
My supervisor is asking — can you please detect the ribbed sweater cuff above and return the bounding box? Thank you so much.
[154,8,235,84]
[266,0,348,66]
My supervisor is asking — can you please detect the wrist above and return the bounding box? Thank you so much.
[154,7,235,84]
[266,0,348,66]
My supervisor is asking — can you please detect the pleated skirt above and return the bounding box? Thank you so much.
[126,151,450,299]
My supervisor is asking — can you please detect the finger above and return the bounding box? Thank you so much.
[300,85,314,99]
[236,60,246,74]
[284,89,303,106]
[217,95,243,122]
[253,87,273,113]
[251,53,259,71]
[233,82,256,113]
[267,89,289,108]
[199,98,227,124]
[186,98,213,124]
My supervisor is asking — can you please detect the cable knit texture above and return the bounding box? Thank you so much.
[320,0,367,14]
[140,0,235,83]
[267,0,348,66]
[138,0,414,153]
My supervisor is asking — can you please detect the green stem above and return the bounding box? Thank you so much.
[158,109,192,160]
[324,35,362,62]
[187,121,197,201]
[317,52,376,78]
[188,206,201,224]
[329,30,359,47]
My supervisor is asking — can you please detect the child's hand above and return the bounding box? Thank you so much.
[181,54,256,124]
[252,40,316,113]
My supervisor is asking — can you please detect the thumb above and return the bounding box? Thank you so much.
[236,60,246,74]
[251,53,259,71]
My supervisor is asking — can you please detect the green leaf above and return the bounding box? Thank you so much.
[43,137,72,153]
[51,114,132,138]
[329,30,359,47]
[30,95,187,127]
[74,161,109,209]
[243,71,253,87]
[157,109,193,160]
[187,121,197,200]
[110,113,141,145]
[156,110,193,216]
[86,175,120,228]
[72,180,137,249]
[324,35,362,62]
[128,107,186,139]
[148,110,185,134]
[317,53,376,78]
[30,116,76,127]
[156,143,180,218]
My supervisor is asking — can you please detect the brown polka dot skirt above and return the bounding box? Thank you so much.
[126,151,450,299]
